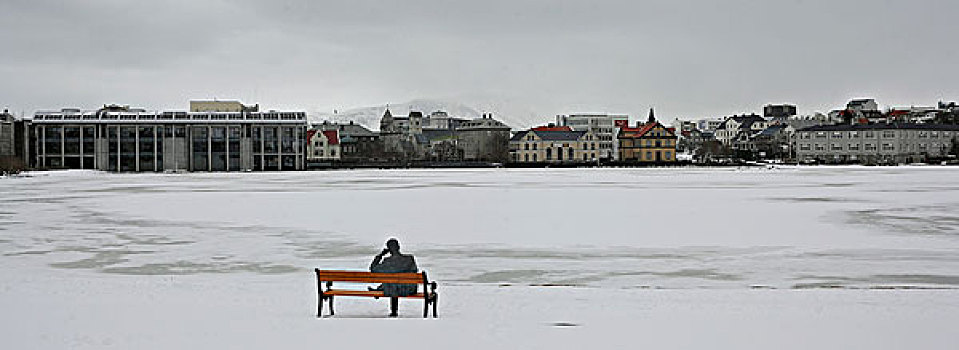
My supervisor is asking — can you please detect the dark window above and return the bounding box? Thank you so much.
[264,155,279,170]
[82,127,95,154]
[281,128,295,153]
[252,127,263,153]
[210,127,227,171]
[139,126,155,171]
[264,127,277,153]
[107,127,118,171]
[64,127,81,155]
[119,127,137,171]
[229,127,241,171]
[45,126,62,155]
[193,127,209,171]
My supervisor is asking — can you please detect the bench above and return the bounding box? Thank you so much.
[314,269,438,318]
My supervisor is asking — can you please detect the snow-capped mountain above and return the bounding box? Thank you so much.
[310,98,544,131]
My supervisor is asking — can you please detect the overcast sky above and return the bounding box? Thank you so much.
[1,0,957,122]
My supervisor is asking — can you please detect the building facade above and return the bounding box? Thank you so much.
[456,115,511,162]
[31,104,307,172]
[616,120,678,163]
[796,124,959,164]
[763,104,797,121]
[555,113,628,160]
[509,129,599,163]
[306,129,341,161]
[714,114,767,145]
[1,110,31,169]
[189,100,259,113]
[315,121,380,163]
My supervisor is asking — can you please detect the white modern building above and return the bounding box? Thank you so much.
[31,103,308,172]
[555,113,628,159]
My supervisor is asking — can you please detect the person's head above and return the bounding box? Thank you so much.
[386,238,400,254]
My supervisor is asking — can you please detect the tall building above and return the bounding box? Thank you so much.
[0,110,19,158]
[1,110,31,169]
[555,113,628,160]
[763,104,797,121]
[846,99,879,112]
[31,103,307,172]
[456,114,511,162]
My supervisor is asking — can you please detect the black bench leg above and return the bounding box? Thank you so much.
[329,295,334,316]
[317,295,324,318]
[423,296,428,318]
[390,297,399,317]
[432,294,438,318]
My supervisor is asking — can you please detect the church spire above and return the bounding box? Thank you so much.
[647,108,656,124]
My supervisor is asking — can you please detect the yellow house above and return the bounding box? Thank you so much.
[617,121,678,162]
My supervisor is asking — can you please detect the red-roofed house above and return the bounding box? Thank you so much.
[307,129,341,161]
[615,113,677,163]
[531,125,573,132]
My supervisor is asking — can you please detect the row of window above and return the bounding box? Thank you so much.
[625,150,673,161]
[519,142,597,151]
[37,112,306,121]
[800,142,948,152]
[803,130,956,139]
[518,151,599,162]
[619,139,676,148]
[312,149,337,157]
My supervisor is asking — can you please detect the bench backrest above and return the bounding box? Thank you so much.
[315,269,426,285]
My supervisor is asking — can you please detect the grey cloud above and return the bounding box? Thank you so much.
[1,0,957,123]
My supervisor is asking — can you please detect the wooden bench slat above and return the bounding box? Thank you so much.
[320,276,424,284]
[324,290,426,298]
[317,270,424,284]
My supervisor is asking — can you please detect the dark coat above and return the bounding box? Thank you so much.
[369,254,418,297]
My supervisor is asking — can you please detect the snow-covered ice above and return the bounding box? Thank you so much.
[1,167,958,349]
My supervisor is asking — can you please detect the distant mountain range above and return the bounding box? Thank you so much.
[310,98,545,131]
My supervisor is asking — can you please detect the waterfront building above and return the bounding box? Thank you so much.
[509,129,599,163]
[714,114,767,145]
[456,114,511,162]
[306,129,340,161]
[795,124,959,164]
[1,110,31,168]
[615,115,678,163]
[31,102,307,172]
[555,113,628,160]
[315,121,380,163]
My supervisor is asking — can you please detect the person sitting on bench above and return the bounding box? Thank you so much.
[369,238,418,317]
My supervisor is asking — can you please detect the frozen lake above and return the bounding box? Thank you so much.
[1,167,958,348]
